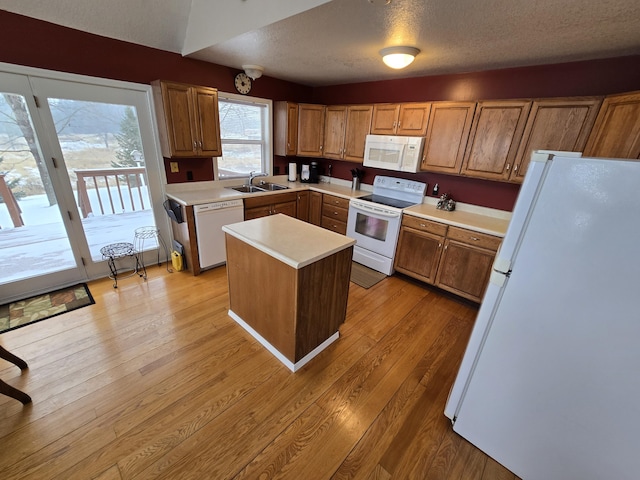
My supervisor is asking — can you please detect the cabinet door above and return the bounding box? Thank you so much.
[583,91,640,159]
[273,200,297,218]
[420,102,476,173]
[511,97,602,182]
[297,104,325,157]
[193,86,222,157]
[343,105,373,162]
[244,205,271,220]
[154,81,198,157]
[461,100,532,181]
[396,103,431,136]
[435,239,496,303]
[296,191,310,222]
[274,101,298,156]
[394,227,444,284]
[309,191,323,226]
[323,105,347,159]
[371,104,400,134]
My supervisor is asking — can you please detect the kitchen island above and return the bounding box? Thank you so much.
[222,214,355,371]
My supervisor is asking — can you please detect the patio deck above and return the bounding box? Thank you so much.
[0,209,157,285]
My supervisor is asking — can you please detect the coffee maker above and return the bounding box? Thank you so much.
[300,162,320,183]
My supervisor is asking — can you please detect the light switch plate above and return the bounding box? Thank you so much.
[170,162,179,173]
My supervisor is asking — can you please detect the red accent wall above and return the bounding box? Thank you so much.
[2,10,639,210]
[312,56,640,104]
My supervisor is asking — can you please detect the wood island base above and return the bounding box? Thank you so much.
[223,215,355,372]
[228,310,340,372]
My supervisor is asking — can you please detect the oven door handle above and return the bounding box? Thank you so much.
[350,201,401,218]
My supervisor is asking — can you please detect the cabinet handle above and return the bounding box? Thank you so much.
[420,223,426,227]
[438,243,442,248]
[444,245,448,250]
[193,141,198,150]
[199,140,203,149]
[470,236,479,241]
[506,163,511,171]
[514,164,519,172]
[333,211,338,215]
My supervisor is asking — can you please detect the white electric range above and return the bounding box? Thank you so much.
[347,176,427,275]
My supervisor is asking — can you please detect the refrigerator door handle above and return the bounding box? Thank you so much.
[492,255,511,274]
[490,269,509,287]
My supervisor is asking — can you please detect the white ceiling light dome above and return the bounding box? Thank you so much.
[242,65,264,80]
[380,46,420,69]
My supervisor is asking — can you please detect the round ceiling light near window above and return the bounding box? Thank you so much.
[242,64,264,80]
[380,46,420,69]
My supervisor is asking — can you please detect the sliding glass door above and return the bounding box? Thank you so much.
[0,66,166,303]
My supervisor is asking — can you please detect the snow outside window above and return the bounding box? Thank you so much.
[217,93,272,180]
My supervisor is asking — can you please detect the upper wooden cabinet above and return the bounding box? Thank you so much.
[323,106,348,160]
[460,100,532,181]
[371,103,431,136]
[511,97,602,183]
[583,90,640,159]
[420,102,476,174]
[151,80,221,158]
[324,105,373,162]
[344,105,373,162]
[274,101,298,156]
[297,103,325,157]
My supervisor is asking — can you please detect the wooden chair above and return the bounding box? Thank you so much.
[0,345,32,404]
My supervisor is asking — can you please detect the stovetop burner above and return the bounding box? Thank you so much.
[357,194,417,209]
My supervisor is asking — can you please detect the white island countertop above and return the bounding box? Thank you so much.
[222,214,356,269]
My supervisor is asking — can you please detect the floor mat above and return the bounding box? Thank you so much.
[0,284,94,334]
[350,262,387,289]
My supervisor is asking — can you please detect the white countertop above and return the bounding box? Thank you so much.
[165,175,512,237]
[222,214,356,269]
[165,176,370,206]
[404,198,511,237]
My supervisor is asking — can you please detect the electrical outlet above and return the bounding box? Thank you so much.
[170,162,179,173]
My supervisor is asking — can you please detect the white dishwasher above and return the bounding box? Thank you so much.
[193,199,244,269]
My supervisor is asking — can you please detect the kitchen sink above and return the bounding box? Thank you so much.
[229,185,266,193]
[228,183,290,193]
[256,182,289,191]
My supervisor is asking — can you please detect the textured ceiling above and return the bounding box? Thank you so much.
[1,0,639,86]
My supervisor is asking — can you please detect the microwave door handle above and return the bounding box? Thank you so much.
[351,202,401,218]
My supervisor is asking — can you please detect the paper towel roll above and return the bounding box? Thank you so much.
[288,163,297,182]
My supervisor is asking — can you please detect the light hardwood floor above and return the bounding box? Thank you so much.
[0,265,519,479]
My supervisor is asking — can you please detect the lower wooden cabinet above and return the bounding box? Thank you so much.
[435,226,501,302]
[394,215,501,303]
[394,216,447,284]
[309,191,323,226]
[244,191,298,220]
[296,190,310,222]
[321,194,349,235]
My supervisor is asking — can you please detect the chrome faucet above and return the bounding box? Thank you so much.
[248,171,268,186]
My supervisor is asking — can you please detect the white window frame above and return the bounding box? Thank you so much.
[215,92,272,181]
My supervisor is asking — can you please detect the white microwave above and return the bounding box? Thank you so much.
[363,134,425,173]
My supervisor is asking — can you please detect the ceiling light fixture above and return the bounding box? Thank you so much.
[242,65,264,80]
[380,46,420,69]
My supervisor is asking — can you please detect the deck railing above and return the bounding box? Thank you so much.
[74,167,148,218]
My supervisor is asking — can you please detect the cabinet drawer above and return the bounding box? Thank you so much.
[322,194,350,209]
[244,191,298,209]
[401,215,448,236]
[322,217,347,235]
[321,203,349,223]
[447,226,501,251]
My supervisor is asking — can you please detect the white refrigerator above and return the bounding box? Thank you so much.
[444,151,640,480]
